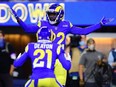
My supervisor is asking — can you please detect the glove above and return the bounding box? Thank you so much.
[79,79,85,87]
[100,16,114,25]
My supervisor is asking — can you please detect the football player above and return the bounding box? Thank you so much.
[14,26,71,87]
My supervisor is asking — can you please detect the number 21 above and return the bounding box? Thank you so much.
[33,49,52,69]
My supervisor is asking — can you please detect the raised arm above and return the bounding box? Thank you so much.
[10,8,39,33]
[17,19,39,33]
[13,52,28,67]
[71,23,101,35]
[70,17,114,35]
[14,44,30,67]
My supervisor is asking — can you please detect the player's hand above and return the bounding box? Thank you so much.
[100,16,114,25]
[79,79,85,87]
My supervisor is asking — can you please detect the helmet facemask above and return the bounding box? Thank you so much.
[46,5,64,25]
[36,27,51,41]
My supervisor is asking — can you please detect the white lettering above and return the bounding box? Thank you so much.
[34,43,53,49]
[0,3,65,25]
[12,3,28,23]
[0,4,10,23]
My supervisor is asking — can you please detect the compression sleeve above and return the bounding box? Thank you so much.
[70,23,101,35]
[13,52,28,67]
[17,18,39,33]
[58,53,71,70]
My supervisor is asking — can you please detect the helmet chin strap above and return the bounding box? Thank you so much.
[49,21,57,25]
[46,14,55,24]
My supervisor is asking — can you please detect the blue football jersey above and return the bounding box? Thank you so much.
[14,40,71,79]
[18,20,101,45]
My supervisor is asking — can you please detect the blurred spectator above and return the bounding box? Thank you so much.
[108,39,116,87]
[79,38,111,87]
[0,30,16,87]
[66,35,87,87]
[78,35,87,52]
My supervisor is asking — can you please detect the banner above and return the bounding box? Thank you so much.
[0,2,116,26]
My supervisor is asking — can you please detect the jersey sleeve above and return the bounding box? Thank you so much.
[13,44,29,67]
[13,52,28,67]
[56,45,63,55]
[57,44,71,70]
[17,18,39,33]
[58,53,71,70]
[25,44,29,53]
[70,23,101,35]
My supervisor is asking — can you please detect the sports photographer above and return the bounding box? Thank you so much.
[79,38,112,87]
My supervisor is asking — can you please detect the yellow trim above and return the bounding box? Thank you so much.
[37,21,41,27]
[69,22,73,28]
[25,45,29,53]
[55,6,62,12]
[50,30,56,41]
[25,80,31,87]
[57,45,62,55]
[29,80,34,87]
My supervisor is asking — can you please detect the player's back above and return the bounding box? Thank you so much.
[27,40,61,79]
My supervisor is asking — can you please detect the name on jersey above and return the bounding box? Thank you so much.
[34,43,53,49]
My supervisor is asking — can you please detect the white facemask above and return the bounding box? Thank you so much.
[88,44,95,50]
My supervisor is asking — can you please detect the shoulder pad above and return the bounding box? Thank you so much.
[62,20,73,28]
[37,20,49,27]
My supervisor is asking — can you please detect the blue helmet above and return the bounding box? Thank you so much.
[36,26,51,40]
[46,3,64,25]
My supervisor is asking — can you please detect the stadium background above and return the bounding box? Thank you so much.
[0,1,116,87]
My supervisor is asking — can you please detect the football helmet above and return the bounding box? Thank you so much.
[46,3,64,25]
[36,26,51,40]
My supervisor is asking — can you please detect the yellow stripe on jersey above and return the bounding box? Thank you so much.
[25,80,34,87]
[25,45,29,53]
[28,80,34,87]
[25,79,31,87]
[69,22,73,28]
[50,30,56,41]
[37,21,41,27]
[57,45,62,55]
